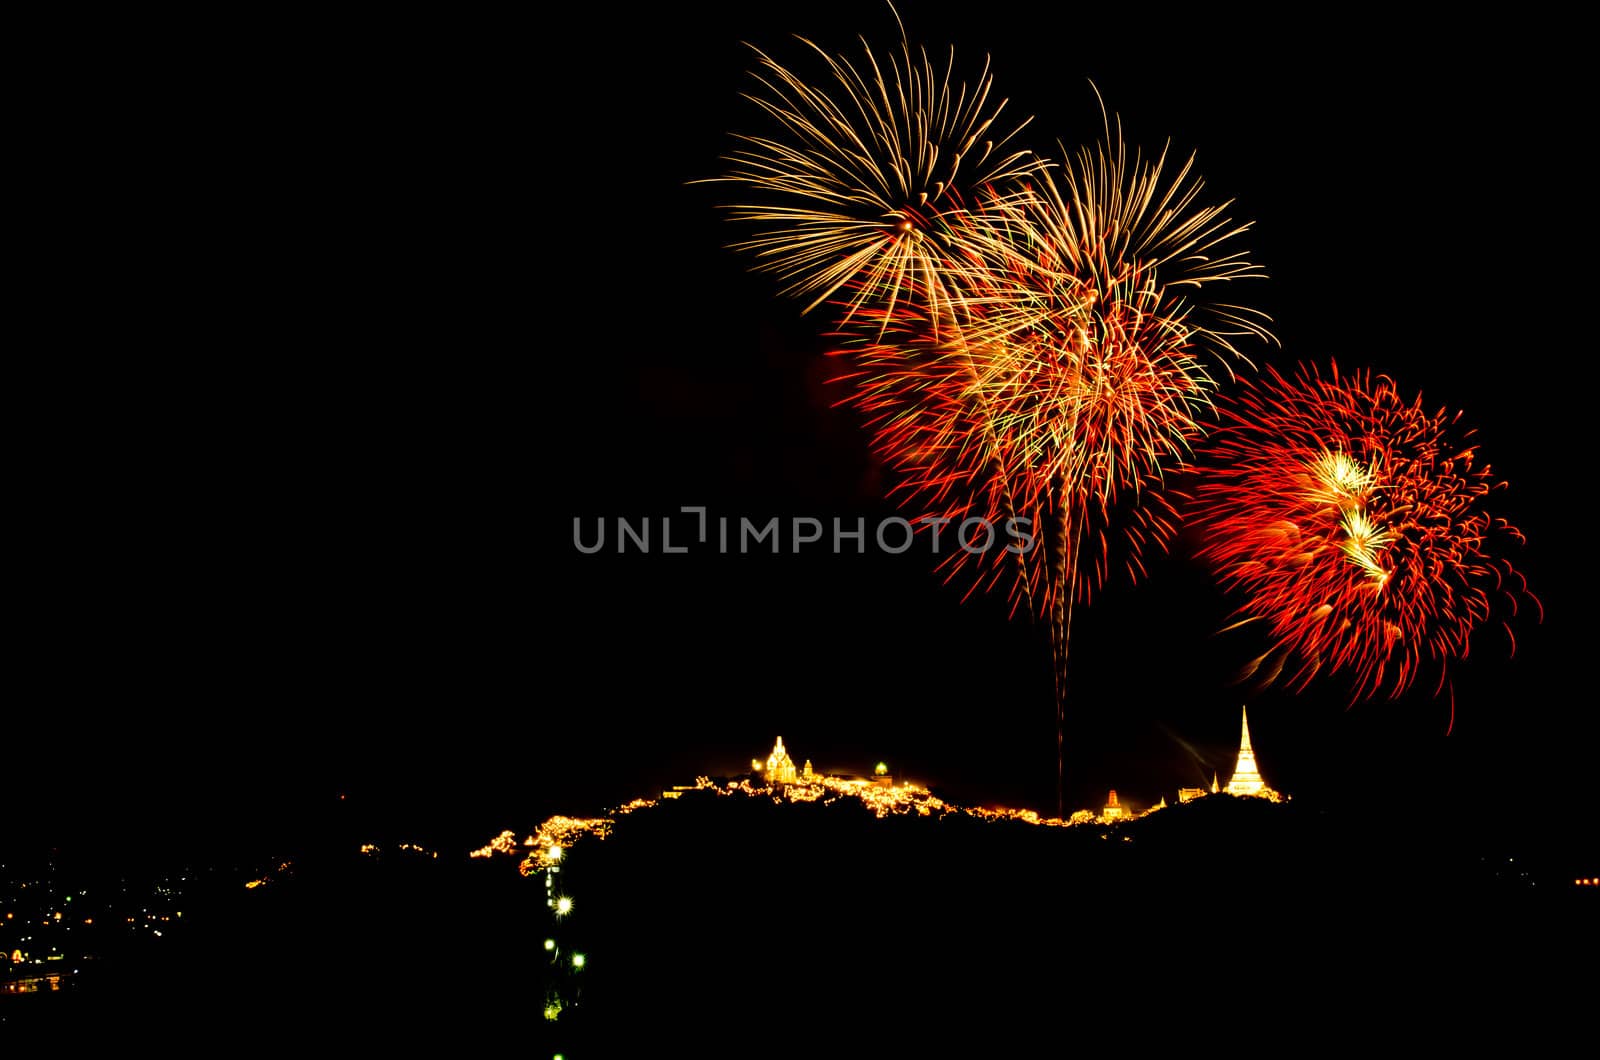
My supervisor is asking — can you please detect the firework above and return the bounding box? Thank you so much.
[713,27,1271,814]
[828,117,1270,813]
[1191,362,1535,705]
[711,33,1040,326]
[955,123,1271,596]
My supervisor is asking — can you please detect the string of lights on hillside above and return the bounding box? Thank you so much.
[492,730,1286,1033]
[476,720,1283,877]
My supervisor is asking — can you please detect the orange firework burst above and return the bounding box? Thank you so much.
[711,33,1040,325]
[1192,362,1537,707]
[829,120,1271,610]
[831,119,1271,605]
[956,120,1272,596]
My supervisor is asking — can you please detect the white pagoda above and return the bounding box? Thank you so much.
[1225,707,1281,800]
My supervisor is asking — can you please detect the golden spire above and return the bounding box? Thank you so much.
[1225,706,1277,798]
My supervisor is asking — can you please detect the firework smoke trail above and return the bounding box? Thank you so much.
[1191,363,1536,723]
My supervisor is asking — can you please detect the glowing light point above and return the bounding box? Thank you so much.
[543,938,556,951]
[548,845,562,861]
[874,762,889,776]
[555,897,572,916]
[572,953,586,969]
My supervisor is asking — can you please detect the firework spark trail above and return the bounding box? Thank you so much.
[1191,362,1537,713]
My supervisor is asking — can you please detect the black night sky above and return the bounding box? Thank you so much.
[13,4,1595,870]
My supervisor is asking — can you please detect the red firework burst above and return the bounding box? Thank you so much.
[1192,362,1536,704]
[828,307,1187,616]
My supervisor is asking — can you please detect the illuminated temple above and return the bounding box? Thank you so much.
[1224,706,1281,801]
[745,725,1282,828]
[1100,708,1282,819]
[753,738,863,787]
[765,736,798,785]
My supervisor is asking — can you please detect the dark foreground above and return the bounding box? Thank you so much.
[5,794,1591,1051]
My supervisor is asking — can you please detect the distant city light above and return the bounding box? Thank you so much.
[874,762,889,776]
[544,938,556,951]
[571,953,586,969]
[549,845,562,861]
[751,759,764,772]
[556,897,572,915]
